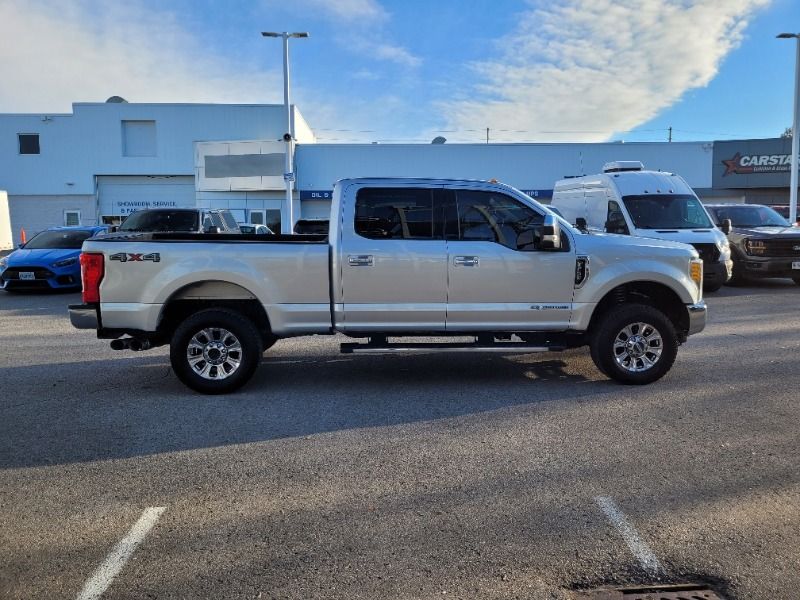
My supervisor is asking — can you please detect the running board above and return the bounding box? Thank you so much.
[340,341,566,354]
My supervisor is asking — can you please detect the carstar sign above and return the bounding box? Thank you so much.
[722,152,793,176]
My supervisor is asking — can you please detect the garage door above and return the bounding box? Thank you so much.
[98,175,196,219]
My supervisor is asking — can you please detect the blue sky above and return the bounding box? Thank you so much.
[1,0,798,143]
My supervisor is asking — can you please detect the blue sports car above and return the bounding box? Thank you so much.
[0,226,108,291]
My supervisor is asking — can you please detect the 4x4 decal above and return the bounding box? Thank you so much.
[109,252,161,263]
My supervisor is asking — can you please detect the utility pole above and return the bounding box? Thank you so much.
[486,127,489,144]
[262,31,309,234]
[668,126,672,143]
[778,33,800,224]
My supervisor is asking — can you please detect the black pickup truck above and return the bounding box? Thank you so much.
[705,204,800,285]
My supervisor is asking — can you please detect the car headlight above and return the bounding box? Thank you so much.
[744,239,766,256]
[53,257,78,268]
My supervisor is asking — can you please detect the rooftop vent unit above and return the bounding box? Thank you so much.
[603,160,644,173]
[106,96,128,103]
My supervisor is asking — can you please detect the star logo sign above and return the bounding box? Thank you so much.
[721,153,752,177]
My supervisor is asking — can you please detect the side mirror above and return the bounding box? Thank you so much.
[721,218,732,235]
[17,242,25,248]
[575,217,588,232]
[540,214,561,250]
[206,225,221,234]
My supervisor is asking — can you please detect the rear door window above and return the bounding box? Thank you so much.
[355,188,434,240]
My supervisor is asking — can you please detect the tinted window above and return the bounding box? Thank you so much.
[621,195,713,229]
[219,211,239,230]
[24,230,93,249]
[119,210,200,232]
[454,190,544,250]
[210,213,225,229]
[355,188,434,240]
[19,134,40,154]
[709,205,789,228]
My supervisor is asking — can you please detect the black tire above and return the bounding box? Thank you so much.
[793,275,800,287]
[727,262,750,286]
[704,280,723,293]
[170,308,262,394]
[589,304,678,385]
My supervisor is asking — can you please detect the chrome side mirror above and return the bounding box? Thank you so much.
[540,214,561,250]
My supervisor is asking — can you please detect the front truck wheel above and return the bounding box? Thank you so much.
[170,308,263,394]
[589,304,678,385]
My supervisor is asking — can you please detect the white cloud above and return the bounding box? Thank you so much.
[0,0,282,112]
[271,0,420,68]
[442,0,772,142]
[370,43,422,68]
[289,0,388,23]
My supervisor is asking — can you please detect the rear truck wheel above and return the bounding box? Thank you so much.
[704,280,723,293]
[589,304,678,385]
[170,308,262,394]
[792,275,800,286]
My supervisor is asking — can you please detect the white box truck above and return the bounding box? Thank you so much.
[550,162,732,291]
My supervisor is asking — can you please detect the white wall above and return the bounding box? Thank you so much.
[8,195,95,245]
[295,142,714,193]
[0,191,11,250]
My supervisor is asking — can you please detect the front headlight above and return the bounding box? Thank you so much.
[744,239,766,256]
[53,257,78,268]
[690,258,703,290]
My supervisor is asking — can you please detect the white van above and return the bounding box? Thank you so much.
[550,161,732,291]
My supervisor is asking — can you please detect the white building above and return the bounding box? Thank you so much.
[3,99,751,244]
[0,100,314,243]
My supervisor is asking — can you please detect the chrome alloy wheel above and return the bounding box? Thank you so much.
[186,327,243,380]
[612,322,663,373]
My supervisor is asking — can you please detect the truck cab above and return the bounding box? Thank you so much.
[550,162,732,291]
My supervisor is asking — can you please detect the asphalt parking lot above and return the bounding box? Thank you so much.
[1,283,799,599]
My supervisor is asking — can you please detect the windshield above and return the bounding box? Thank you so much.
[119,210,200,232]
[621,194,713,229]
[709,205,789,228]
[23,230,94,249]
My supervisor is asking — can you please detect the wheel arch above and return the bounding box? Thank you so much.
[587,281,690,341]
[157,280,275,345]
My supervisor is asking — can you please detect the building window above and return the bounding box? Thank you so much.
[18,133,40,154]
[122,120,156,157]
[249,210,266,225]
[64,210,81,226]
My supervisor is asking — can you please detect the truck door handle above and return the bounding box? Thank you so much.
[454,256,479,267]
[348,255,374,267]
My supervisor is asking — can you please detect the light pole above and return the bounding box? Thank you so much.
[262,31,309,234]
[778,32,800,224]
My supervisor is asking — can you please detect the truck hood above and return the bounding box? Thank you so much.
[731,225,800,238]
[629,228,726,246]
[574,231,698,258]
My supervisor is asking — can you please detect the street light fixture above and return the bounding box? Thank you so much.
[777,32,800,224]
[262,31,309,234]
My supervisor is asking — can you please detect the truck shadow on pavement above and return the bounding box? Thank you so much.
[0,351,600,469]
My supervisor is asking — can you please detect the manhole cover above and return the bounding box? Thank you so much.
[575,583,725,599]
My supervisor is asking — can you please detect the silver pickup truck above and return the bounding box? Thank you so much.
[70,178,706,394]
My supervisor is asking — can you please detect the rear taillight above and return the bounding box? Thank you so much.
[80,253,104,304]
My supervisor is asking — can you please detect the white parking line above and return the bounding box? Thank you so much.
[76,506,166,600]
[594,496,663,576]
